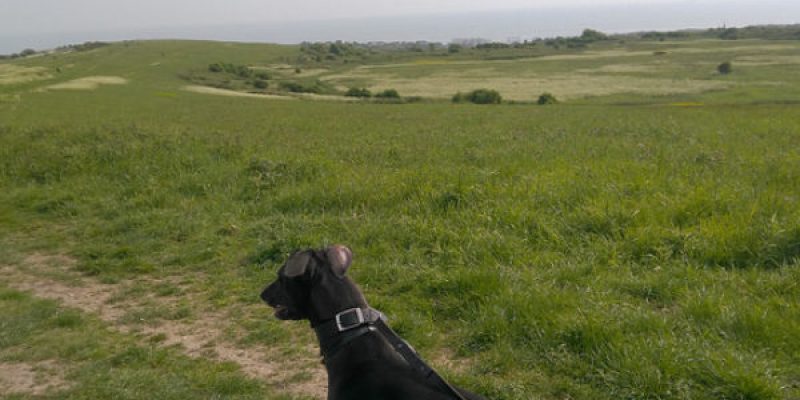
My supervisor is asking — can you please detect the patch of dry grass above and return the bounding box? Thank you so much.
[0,65,52,85]
[733,54,800,66]
[45,76,128,90]
[576,64,663,74]
[328,69,731,101]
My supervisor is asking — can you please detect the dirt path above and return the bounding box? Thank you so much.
[0,360,66,396]
[0,254,327,399]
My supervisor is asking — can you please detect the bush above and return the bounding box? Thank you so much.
[375,89,400,99]
[345,87,372,98]
[454,89,502,104]
[718,61,733,75]
[280,82,305,92]
[253,80,268,89]
[234,65,252,78]
[208,63,223,73]
[537,93,558,105]
[279,81,321,94]
[581,29,609,42]
[254,71,271,80]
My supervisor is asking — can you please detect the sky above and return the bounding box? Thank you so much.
[1,0,684,33]
[1,0,799,53]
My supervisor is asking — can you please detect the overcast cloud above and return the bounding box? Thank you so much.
[0,0,743,35]
[1,0,798,53]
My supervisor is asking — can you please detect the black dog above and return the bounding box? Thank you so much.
[261,245,488,400]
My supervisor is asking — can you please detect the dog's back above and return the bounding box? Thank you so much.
[324,329,486,400]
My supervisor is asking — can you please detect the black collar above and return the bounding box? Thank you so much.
[313,307,385,361]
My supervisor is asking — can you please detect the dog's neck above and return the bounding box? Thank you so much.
[312,307,384,361]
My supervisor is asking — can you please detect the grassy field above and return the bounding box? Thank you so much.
[1,37,799,399]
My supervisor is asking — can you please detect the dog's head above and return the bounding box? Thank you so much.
[260,245,368,325]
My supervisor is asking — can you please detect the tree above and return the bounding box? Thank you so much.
[454,89,502,104]
[580,29,608,42]
[537,93,558,105]
[717,61,733,75]
[375,89,400,99]
[345,87,372,98]
[719,28,739,40]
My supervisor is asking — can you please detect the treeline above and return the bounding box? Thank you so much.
[452,89,559,105]
[293,24,800,63]
[0,48,36,60]
[619,24,800,41]
[199,61,333,94]
[56,41,110,52]
[0,41,110,60]
[298,40,448,63]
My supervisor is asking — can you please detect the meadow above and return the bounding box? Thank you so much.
[1,37,799,399]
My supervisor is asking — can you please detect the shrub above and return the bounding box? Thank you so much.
[718,61,733,75]
[279,81,322,94]
[254,71,271,80]
[234,65,252,78]
[456,89,502,104]
[375,89,400,99]
[280,82,305,92]
[253,80,268,89]
[581,29,609,42]
[537,93,558,105]
[345,87,372,98]
[208,63,223,73]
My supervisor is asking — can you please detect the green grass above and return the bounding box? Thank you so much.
[0,287,298,400]
[1,38,800,399]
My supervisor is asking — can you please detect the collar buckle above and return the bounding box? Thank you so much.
[335,308,365,332]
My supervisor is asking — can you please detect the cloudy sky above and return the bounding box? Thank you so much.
[0,0,771,34]
[1,0,798,52]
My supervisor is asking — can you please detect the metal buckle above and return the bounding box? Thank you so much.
[335,308,365,332]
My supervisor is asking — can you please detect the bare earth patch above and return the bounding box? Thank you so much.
[0,360,67,396]
[2,254,327,399]
[183,85,296,100]
[45,76,128,90]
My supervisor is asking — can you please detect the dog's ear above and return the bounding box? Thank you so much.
[283,250,312,278]
[326,245,352,277]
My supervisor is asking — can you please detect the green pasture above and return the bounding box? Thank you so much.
[1,38,800,399]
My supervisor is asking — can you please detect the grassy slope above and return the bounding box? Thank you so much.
[1,40,800,399]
